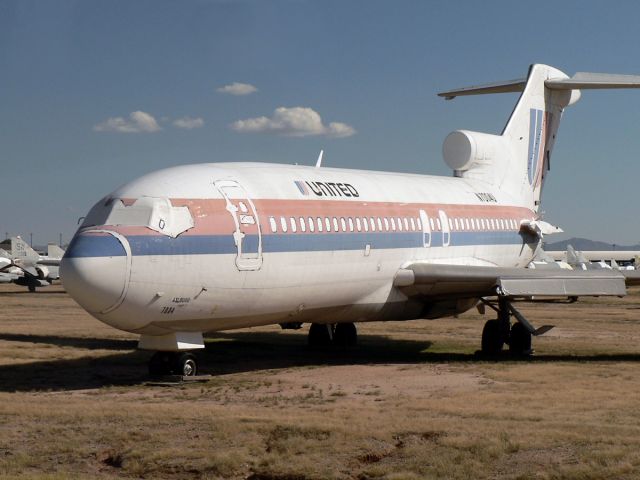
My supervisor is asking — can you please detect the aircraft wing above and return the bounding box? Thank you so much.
[393,263,628,299]
[0,272,19,283]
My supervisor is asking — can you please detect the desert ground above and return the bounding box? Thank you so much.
[1,284,640,479]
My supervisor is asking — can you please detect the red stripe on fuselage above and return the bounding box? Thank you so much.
[101,198,535,237]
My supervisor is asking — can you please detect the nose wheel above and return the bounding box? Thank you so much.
[148,352,198,377]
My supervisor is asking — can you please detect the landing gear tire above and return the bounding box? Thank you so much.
[149,352,173,376]
[481,319,504,355]
[509,322,532,356]
[308,323,333,348]
[176,352,197,376]
[28,285,36,292]
[148,352,198,376]
[334,323,357,348]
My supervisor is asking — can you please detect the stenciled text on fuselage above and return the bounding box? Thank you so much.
[306,181,359,198]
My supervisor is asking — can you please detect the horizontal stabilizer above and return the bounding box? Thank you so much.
[438,70,640,100]
[438,78,526,100]
[545,72,640,90]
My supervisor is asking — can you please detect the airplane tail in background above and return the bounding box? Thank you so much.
[47,243,65,259]
[439,64,640,212]
[10,236,40,263]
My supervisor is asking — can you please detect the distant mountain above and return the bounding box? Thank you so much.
[544,237,640,251]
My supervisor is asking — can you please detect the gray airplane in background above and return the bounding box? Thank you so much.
[0,237,64,291]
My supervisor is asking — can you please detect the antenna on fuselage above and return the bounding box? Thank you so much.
[315,149,324,168]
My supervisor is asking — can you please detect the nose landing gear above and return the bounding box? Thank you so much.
[148,352,198,377]
[308,322,358,348]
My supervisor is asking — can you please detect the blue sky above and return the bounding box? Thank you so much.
[2,0,640,246]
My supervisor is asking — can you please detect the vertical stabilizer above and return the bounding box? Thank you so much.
[499,65,576,210]
[48,243,66,259]
[439,65,640,212]
[10,236,40,263]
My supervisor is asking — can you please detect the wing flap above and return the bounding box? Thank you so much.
[396,263,627,298]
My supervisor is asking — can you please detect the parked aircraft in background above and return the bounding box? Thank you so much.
[547,247,640,269]
[0,237,63,291]
[61,64,640,376]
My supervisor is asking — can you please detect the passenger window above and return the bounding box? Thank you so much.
[384,218,389,231]
[317,217,323,232]
[290,217,297,233]
[429,218,434,230]
[333,217,339,232]
[390,218,396,231]
[325,217,331,232]
[436,218,441,230]
[340,217,347,231]
[348,217,354,232]
[363,217,369,232]
[308,217,315,232]
[403,218,409,231]
[410,218,416,231]
[299,217,306,232]
[280,217,288,233]
[377,218,383,231]
[356,217,362,232]
[269,216,277,233]
[369,217,376,231]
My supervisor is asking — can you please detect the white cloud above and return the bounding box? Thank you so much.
[172,116,205,129]
[216,82,258,96]
[230,107,356,138]
[93,111,161,133]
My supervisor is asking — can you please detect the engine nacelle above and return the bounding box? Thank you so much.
[35,266,50,280]
[442,130,509,174]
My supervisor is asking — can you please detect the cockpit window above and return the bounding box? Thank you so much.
[81,196,194,238]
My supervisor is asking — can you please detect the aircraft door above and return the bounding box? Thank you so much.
[438,210,450,247]
[214,180,263,271]
[419,210,431,247]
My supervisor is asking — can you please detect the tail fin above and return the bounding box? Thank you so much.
[10,236,40,263]
[439,64,640,212]
[47,243,65,259]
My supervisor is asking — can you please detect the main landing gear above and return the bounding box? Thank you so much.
[308,322,358,348]
[148,351,198,377]
[480,297,554,357]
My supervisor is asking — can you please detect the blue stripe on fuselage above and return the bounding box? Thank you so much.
[65,231,526,258]
[64,234,126,258]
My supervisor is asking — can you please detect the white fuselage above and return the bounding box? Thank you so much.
[61,162,538,336]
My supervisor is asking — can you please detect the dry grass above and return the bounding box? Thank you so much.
[1,284,640,479]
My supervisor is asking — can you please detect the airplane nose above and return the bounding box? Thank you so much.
[61,230,131,314]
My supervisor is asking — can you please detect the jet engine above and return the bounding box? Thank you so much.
[35,265,50,280]
[442,130,509,176]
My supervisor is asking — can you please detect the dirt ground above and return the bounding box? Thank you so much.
[1,284,640,479]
